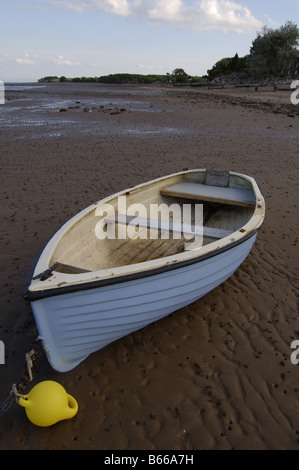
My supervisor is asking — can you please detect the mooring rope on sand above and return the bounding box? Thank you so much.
[0,338,43,417]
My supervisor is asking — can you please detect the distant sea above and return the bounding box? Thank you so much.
[4,84,46,91]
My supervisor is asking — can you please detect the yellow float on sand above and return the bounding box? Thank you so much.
[18,380,78,427]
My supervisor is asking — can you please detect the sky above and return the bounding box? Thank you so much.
[1,0,299,82]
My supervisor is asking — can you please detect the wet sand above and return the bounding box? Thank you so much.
[0,82,298,450]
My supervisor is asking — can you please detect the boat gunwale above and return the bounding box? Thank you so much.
[23,229,258,301]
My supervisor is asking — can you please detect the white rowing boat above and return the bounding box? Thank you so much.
[23,169,265,372]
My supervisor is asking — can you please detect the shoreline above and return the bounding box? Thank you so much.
[0,83,298,450]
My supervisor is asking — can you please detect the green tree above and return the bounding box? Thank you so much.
[249,21,299,76]
[207,54,249,80]
[171,68,189,83]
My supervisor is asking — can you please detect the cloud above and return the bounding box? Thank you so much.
[142,0,263,33]
[53,55,81,65]
[44,0,263,33]
[199,0,263,33]
[263,14,280,27]
[47,0,132,16]
[144,0,186,24]
[15,53,38,65]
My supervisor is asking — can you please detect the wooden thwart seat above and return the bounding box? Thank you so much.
[160,182,256,207]
[106,214,233,240]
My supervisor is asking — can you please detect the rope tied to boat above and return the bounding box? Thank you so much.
[0,338,43,417]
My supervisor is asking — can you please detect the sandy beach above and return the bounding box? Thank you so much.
[0,82,298,450]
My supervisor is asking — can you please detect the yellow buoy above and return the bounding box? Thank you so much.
[18,380,78,427]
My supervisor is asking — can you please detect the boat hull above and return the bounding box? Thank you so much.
[31,234,257,372]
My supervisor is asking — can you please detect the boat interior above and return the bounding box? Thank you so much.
[50,170,257,274]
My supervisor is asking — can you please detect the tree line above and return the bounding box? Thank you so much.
[207,21,299,80]
[39,73,170,84]
[39,21,299,84]
[38,71,196,84]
